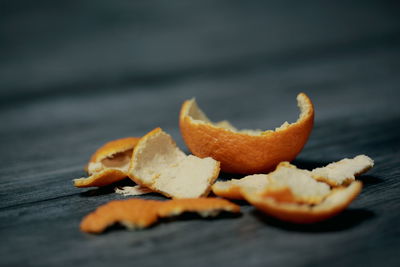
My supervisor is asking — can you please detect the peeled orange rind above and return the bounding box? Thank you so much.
[128,128,220,199]
[265,162,331,204]
[80,197,240,233]
[74,169,127,188]
[311,155,374,186]
[179,93,314,174]
[242,181,362,224]
[212,155,373,201]
[212,174,270,200]
[74,137,140,188]
[157,198,240,218]
[213,162,331,204]
[86,137,140,175]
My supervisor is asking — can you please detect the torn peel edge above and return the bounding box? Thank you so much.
[89,137,141,163]
[128,160,221,199]
[242,181,363,224]
[127,127,221,199]
[180,93,314,136]
[211,183,244,200]
[80,197,240,234]
[80,199,161,234]
[157,198,241,218]
[73,169,128,188]
[310,155,374,187]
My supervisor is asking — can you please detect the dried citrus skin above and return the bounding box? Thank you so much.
[179,93,314,174]
[80,198,240,233]
[75,137,140,188]
[80,199,161,233]
[89,137,140,163]
[74,169,127,188]
[128,128,220,199]
[242,181,362,224]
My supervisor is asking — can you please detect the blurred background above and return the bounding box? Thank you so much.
[1,1,400,266]
[1,0,400,164]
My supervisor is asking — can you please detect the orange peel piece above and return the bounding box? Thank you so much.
[128,128,220,199]
[311,155,374,186]
[213,162,331,204]
[212,155,373,201]
[74,169,127,188]
[242,181,362,224]
[87,137,140,175]
[74,137,140,188]
[80,199,161,233]
[212,174,269,200]
[179,93,314,174]
[80,198,240,234]
[158,198,240,217]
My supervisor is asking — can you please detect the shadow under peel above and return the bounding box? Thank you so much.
[252,208,375,233]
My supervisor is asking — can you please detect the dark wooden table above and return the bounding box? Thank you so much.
[1,1,400,266]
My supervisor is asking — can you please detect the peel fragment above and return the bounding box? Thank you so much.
[212,174,269,200]
[80,198,240,233]
[180,93,314,174]
[213,162,331,204]
[242,181,362,224]
[74,137,140,188]
[80,199,161,233]
[74,169,128,188]
[88,137,140,166]
[311,155,374,186]
[212,155,373,201]
[128,128,220,199]
[157,198,240,217]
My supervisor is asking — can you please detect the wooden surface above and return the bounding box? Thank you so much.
[1,1,400,266]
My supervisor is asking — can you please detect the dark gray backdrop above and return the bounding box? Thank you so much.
[1,1,399,266]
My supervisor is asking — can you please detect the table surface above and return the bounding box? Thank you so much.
[1,1,400,266]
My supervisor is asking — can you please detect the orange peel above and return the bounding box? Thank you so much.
[179,93,314,174]
[128,128,220,199]
[212,155,373,201]
[158,198,240,217]
[80,199,161,233]
[213,162,331,204]
[74,137,140,188]
[212,174,270,200]
[242,181,362,224]
[311,155,374,186]
[74,169,127,188]
[80,198,240,233]
[87,137,140,175]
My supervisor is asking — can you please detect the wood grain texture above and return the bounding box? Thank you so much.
[1,1,400,266]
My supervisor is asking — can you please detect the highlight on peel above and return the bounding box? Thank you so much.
[115,185,153,196]
[311,155,374,186]
[242,181,362,224]
[80,198,240,233]
[179,93,314,174]
[128,128,220,199]
[75,137,140,188]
